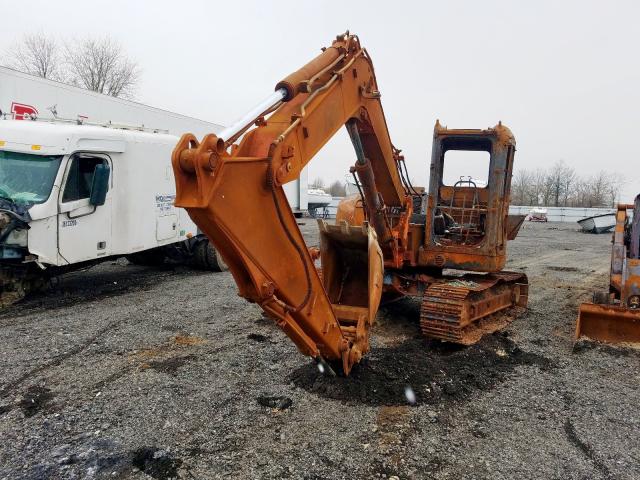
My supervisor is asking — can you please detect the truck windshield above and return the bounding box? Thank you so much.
[0,151,62,205]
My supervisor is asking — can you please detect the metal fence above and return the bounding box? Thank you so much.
[509,206,615,223]
[320,199,616,223]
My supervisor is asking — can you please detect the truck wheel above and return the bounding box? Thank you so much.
[126,249,167,266]
[194,240,228,272]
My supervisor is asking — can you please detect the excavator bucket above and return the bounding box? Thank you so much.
[576,303,640,345]
[506,214,527,240]
[318,220,384,359]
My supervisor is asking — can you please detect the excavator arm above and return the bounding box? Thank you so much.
[172,32,413,374]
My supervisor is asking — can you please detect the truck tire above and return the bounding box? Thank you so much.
[194,240,228,272]
[126,248,167,266]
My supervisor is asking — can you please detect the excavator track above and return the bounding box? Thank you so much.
[420,271,528,345]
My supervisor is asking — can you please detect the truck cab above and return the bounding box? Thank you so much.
[0,119,222,300]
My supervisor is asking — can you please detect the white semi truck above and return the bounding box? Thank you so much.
[0,119,229,301]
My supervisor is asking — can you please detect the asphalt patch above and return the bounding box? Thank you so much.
[148,355,197,375]
[131,447,183,480]
[19,385,55,417]
[257,395,293,410]
[290,334,555,407]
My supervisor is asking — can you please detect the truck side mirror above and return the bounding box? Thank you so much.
[89,164,110,206]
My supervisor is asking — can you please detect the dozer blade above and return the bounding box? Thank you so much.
[420,271,528,345]
[576,303,640,345]
[318,220,383,360]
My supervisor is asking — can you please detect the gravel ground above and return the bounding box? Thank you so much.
[0,221,638,480]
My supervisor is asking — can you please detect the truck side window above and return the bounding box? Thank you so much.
[62,156,108,202]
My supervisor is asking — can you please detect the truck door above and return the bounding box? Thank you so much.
[57,153,112,264]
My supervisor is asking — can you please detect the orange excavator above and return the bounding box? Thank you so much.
[172,32,528,375]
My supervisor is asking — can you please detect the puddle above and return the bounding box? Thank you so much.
[290,334,555,407]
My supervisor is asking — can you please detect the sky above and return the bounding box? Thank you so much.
[2,0,639,201]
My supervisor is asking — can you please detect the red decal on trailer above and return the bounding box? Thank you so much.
[11,102,38,120]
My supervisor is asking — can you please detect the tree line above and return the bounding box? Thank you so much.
[313,160,624,207]
[511,161,624,208]
[5,33,139,99]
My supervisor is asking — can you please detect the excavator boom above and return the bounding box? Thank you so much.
[172,33,411,374]
[173,32,527,374]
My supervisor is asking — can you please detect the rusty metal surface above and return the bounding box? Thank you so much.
[420,272,528,344]
[417,122,518,273]
[631,194,640,259]
[506,214,527,240]
[576,196,640,345]
[318,219,383,366]
[335,194,365,226]
[346,117,529,344]
[576,303,640,345]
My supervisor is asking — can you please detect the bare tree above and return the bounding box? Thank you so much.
[6,33,140,99]
[6,33,62,80]
[64,37,139,99]
[546,160,576,207]
[587,171,611,207]
[561,164,577,207]
[547,161,563,207]
[604,172,625,207]
[328,180,346,197]
[511,169,533,205]
[310,177,326,190]
[531,168,547,206]
[511,164,622,208]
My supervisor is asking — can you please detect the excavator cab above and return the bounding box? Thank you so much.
[411,122,528,344]
[421,121,520,272]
